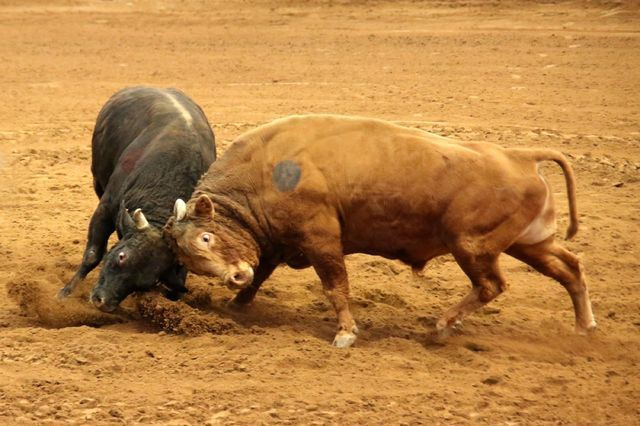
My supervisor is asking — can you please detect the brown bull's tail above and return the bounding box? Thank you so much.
[511,148,579,240]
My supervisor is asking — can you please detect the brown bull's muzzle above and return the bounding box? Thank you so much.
[223,261,254,288]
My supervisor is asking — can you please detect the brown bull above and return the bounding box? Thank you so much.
[164,114,596,347]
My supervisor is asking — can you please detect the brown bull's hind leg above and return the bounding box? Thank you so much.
[506,238,596,334]
[436,253,506,338]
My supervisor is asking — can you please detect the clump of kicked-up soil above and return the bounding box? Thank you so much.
[6,275,125,328]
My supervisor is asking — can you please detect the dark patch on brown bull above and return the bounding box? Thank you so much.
[272,160,301,192]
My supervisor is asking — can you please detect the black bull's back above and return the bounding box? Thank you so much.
[58,86,216,309]
[91,87,215,198]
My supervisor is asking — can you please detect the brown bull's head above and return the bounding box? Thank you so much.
[163,194,257,289]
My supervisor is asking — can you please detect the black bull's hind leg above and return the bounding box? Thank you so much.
[58,203,114,298]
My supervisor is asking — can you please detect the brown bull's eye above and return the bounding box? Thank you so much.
[118,251,126,264]
[202,234,211,243]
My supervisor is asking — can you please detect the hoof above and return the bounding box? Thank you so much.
[332,330,357,348]
[575,320,597,336]
[436,326,453,340]
[229,296,252,307]
[411,267,426,278]
[57,287,72,300]
[226,296,252,311]
[230,286,258,306]
[435,318,462,340]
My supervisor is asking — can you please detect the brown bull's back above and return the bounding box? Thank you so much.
[210,115,546,261]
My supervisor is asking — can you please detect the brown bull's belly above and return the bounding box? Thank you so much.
[341,226,447,266]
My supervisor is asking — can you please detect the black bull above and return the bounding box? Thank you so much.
[58,86,216,311]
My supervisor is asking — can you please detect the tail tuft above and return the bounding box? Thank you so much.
[565,221,578,240]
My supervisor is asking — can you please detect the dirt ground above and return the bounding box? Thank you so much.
[1,0,639,424]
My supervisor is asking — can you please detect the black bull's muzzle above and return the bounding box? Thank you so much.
[89,281,129,313]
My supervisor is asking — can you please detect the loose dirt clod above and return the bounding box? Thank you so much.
[136,292,238,336]
[6,276,125,328]
[6,273,240,336]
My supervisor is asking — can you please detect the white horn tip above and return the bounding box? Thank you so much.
[174,198,187,221]
[133,208,150,230]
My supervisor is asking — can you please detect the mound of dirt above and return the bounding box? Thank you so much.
[6,276,125,328]
[362,288,408,308]
[179,282,216,310]
[136,292,239,336]
[6,272,240,336]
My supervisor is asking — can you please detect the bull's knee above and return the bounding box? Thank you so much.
[564,280,587,296]
[82,247,101,267]
[478,279,504,303]
[559,263,587,296]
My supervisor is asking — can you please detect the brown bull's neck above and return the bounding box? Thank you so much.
[209,193,269,260]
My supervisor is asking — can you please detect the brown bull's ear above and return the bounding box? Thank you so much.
[194,194,215,218]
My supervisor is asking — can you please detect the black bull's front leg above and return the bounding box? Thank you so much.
[160,264,188,301]
[58,203,114,298]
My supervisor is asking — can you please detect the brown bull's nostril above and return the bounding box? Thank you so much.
[228,269,253,286]
[231,272,247,284]
[225,264,254,288]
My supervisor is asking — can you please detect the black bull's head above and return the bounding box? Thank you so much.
[89,208,187,312]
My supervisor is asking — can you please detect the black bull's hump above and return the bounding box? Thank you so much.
[60,86,216,307]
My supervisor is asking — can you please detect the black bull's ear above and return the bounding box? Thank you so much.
[161,217,181,254]
[119,205,137,236]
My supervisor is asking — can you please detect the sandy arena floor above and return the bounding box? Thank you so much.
[0,0,639,424]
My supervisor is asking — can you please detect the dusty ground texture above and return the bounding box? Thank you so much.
[1,0,639,424]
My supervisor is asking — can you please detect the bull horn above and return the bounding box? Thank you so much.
[132,208,149,230]
[174,199,187,221]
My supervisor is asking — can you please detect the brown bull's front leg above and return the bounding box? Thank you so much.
[303,241,358,348]
[230,260,278,306]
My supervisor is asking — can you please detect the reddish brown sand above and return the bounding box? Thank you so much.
[1,1,639,424]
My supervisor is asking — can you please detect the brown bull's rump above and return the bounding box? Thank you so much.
[166,114,594,347]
